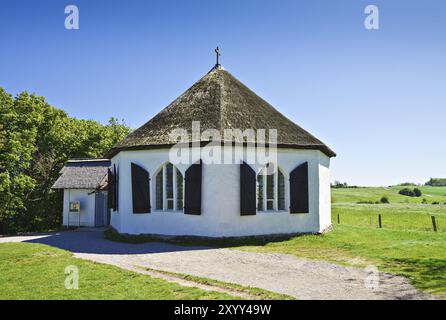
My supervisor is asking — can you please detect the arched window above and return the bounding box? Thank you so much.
[257,163,286,211]
[155,163,184,211]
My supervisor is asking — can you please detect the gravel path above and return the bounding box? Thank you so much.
[0,229,432,300]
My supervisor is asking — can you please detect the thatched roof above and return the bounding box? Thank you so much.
[108,65,335,158]
[52,159,110,190]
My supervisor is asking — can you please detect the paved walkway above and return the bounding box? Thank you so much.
[0,229,431,300]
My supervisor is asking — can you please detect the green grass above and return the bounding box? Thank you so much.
[332,186,446,233]
[234,225,446,297]
[333,203,446,232]
[0,242,238,300]
[228,186,446,297]
[101,186,446,298]
[332,186,446,204]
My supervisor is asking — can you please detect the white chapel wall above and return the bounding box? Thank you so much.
[110,147,331,236]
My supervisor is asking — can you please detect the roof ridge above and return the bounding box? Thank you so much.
[218,70,225,136]
[68,158,110,163]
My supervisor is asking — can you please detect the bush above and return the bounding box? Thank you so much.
[422,198,428,204]
[413,188,422,197]
[380,196,389,204]
[399,187,422,197]
[398,182,417,186]
[399,188,415,197]
[432,202,440,205]
[331,181,359,189]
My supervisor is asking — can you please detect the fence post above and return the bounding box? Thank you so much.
[337,214,340,224]
[378,214,382,228]
[431,216,437,232]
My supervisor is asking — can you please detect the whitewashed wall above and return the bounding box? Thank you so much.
[110,148,331,237]
[62,189,96,227]
[318,154,332,231]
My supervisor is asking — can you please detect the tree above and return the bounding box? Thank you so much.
[0,87,131,233]
[0,90,41,232]
[425,178,446,187]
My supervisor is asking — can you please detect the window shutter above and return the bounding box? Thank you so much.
[107,168,115,210]
[131,163,151,214]
[184,160,202,215]
[240,162,256,216]
[289,162,309,214]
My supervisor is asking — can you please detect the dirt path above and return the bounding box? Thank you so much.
[0,230,432,300]
[74,248,430,300]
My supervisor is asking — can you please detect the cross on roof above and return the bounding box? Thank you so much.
[215,47,221,67]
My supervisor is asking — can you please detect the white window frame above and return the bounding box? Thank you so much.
[155,163,184,212]
[257,165,287,212]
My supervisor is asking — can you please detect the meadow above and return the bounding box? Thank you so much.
[0,243,238,300]
[236,186,446,297]
[1,186,445,299]
[104,185,446,298]
[332,186,446,232]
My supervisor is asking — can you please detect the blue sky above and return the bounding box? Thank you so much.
[0,0,445,186]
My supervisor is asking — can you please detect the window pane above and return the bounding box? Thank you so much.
[167,199,174,210]
[176,169,183,210]
[257,174,264,211]
[267,172,274,201]
[156,170,163,210]
[267,200,274,211]
[278,170,285,210]
[166,163,173,199]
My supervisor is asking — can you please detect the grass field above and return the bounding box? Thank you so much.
[0,243,239,300]
[104,186,446,298]
[2,186,445,299]
[234,186,446,297]
[332,186,446,232]
[332,185,446,204]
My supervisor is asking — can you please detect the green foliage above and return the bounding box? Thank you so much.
[399,188,415,197]
[399,187,422,198]
[380,196,389,204]
[425,178,446,187]
[398,182,418,186]
[331,181,358,189]
[0,87,131,234]
[414,188,422,197]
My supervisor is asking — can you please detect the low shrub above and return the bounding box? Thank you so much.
[380,196,390,204]
[399,187,422,197]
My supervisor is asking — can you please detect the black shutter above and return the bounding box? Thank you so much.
[184,160,202,215]
[131,163,151,214]
[107,168,115,210]
[290,162,309,214]
[240,162,256,216]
